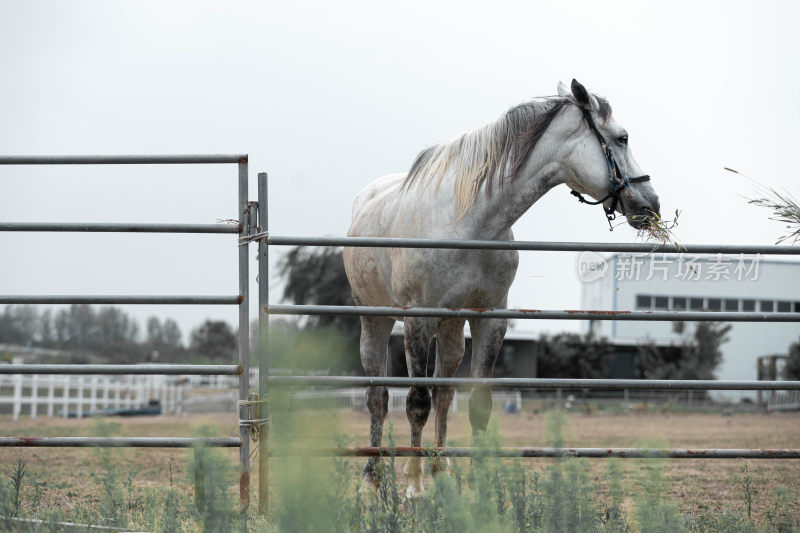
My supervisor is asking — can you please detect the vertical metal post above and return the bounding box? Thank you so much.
[257,171,270,513]
[62,377,69,418]
[31,374,38,418]
[12,374,21,421]
[195,447,206,511]
[237,158,251,507]
[77,376,84,419]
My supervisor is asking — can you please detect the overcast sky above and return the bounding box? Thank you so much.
[1,1,798,342]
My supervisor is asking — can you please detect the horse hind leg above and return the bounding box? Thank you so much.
[467,318,507,438]
[404,318,432,499]
[431,320,465,475]
[359,314,395,489]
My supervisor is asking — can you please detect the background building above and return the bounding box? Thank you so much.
[581,253,800,387]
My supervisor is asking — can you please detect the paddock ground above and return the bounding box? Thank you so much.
[0,407,798,522]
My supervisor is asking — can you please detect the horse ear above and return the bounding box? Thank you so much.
[571,79,599,113]
[557,81,570,97]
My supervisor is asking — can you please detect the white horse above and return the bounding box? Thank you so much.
[343,80,660,498]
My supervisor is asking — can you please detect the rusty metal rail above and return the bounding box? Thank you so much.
[297,446,800,459]
[0,295,241,305]
[0,437,241,448]
[267,304,800,323]
[267,234,800,256]
[0,222,240,233]
[0,154,247,165]
[0,364,242,375]
[268,375,800,391]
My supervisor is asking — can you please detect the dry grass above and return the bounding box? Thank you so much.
[0,413,239,514]
[726,167,800,245]
[631,209,683,250]
[326,407,800,522]
[1,408,798,523]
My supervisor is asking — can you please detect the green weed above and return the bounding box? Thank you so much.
[632,440,683,533]
[9,458,25,518]
[739,462,755,521]
[0,329,797,531]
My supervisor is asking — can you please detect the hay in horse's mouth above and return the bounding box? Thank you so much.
[632,209,683,249]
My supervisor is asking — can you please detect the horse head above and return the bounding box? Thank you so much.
[557,79,660,230]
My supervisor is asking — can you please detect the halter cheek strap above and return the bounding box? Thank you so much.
[570,107,650,230]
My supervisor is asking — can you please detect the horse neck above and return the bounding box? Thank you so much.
[467,148,567,240]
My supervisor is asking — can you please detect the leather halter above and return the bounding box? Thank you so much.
[570,107,651,230]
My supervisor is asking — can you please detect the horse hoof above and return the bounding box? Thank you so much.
[404,482,424,499]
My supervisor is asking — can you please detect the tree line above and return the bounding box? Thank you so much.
[0,304,238,364]
[6,246,796,380]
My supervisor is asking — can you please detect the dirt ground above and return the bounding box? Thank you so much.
[1,406,798,522]
[330,407,800,521]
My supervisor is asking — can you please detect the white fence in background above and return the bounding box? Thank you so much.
[0,368,267,420]
[0,369,270,420]
[291,387,522,414]
[0,374,186,420]
[768,390,800,411]
[1,370,524,420]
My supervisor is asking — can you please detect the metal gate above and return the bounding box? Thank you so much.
[256,172,800,511]
[2,161,800,515]
[0,155,253,505]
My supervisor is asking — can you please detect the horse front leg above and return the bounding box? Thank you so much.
[359,315,395,489]
[403,319,432,499]
[431,320,465,475]
[467,318,507,438]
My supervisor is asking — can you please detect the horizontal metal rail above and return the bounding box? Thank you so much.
[8,516,145,533]
[0,364,242,375]
[0,154,247,165]
[0,295,242,305]
[268,235,800,256]
[0,222,240,233]
[268,304,799,322]
[269,375,800,390]
[0,437,241,447]
[306,446,800,459]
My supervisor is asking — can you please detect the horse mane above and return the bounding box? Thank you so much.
[403,94,612,216]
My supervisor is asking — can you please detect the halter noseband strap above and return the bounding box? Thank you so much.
[571,107,650,230]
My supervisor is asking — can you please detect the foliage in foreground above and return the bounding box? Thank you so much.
[2,410,797,533]
[0,322,796,532]
[267,410,796,533]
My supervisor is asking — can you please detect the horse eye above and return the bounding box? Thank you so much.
[617,135,628,145]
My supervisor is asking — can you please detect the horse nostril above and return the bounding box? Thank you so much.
[650,200,661,219]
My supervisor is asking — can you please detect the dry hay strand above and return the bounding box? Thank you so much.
[725,167,800,245]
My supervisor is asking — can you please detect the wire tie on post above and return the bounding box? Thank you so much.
[238,399,269,441]
[238,230,269,247]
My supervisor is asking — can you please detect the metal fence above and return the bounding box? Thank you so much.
[256,172,800,511]
[0,155,253,504]
[4,162,800,515]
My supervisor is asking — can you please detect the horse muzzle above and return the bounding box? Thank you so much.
[625,199,661,230]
